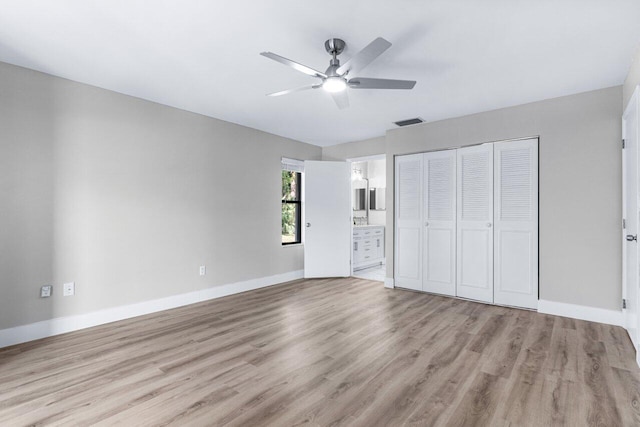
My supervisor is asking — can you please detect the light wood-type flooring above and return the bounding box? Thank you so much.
[1,278,639,426]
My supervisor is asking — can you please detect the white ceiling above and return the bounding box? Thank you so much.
[1,1,639,147]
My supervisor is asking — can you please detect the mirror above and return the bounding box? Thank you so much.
[353,188,366,210]
[369,188,386,210]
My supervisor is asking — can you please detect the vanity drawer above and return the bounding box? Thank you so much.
[355,251,373,263]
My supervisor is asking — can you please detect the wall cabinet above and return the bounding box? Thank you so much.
[394,138,538,309]
[353,226,384,271]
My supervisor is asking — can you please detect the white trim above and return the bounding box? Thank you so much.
[0,270,304,349]
[384,277,395,289]
[538,299,623,327]
[281,157,305,173]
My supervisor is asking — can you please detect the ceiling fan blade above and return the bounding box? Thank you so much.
[260,52,327,79]
[331,90,349,110]
[267,84,321,97]
[348,77,416,90]
[336,37,392,76]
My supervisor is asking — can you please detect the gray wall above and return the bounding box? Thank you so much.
[0,61,321,330]
[323,136,386,161]
[624,45,640,109]
[324,87,623,311]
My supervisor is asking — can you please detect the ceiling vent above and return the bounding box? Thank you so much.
[393,117,424,127]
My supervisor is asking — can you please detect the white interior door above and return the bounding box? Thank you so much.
[493,138,539,309]
[304,161,351,278]
[423,150,457,296]
[623,86,639,355]
[395,154,423,291]
[456,144,494,302]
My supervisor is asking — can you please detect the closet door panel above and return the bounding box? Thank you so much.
[423,150,456,296]
[425,228,454,283]
[456,144,494,302]
[394,154,423,291]
[494,138,538,309]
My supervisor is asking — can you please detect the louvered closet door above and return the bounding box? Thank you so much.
[456,144,494,302]
[423,150,457,296]
[395,154,423,291]
[493,139,538,309]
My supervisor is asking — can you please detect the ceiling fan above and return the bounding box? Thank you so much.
[260,37,416,109]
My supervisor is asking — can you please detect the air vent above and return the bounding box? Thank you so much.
[394,117,424,127]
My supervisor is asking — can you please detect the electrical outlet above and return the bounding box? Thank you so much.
[63,282,75,296]
[199,266,206,276]
[40,285,52,298]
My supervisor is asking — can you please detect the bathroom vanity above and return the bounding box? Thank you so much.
[353,225,384,271]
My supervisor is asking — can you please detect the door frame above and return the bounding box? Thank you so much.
[622,85,640,356]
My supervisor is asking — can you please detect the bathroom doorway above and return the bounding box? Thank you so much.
[347,154,386,281]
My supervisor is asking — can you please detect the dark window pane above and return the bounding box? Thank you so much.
[282,203,299,243]
[282,171,301,245]
[282,171,300,201]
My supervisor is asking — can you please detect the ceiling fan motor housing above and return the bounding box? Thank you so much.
[324,38,346,56]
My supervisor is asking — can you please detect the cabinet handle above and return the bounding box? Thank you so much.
[377,239,380,247]
[354,242,358,250]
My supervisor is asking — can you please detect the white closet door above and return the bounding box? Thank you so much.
[395,154,423,291]
[456,144,494,302]
[493,139,539,308]
[423,150,457,296]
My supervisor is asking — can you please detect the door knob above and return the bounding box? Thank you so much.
[306,223,311,228]
[627,234,637,242]
[487,223,492,228]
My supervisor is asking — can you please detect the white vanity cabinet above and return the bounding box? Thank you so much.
[353,226,384,271]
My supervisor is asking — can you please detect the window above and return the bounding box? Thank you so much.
[281,157,304,245]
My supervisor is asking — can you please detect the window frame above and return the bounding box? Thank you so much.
[282,171,302,245]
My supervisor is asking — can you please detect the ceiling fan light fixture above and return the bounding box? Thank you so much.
[322,77,347,93]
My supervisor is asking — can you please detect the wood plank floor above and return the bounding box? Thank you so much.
[1,278,639,426]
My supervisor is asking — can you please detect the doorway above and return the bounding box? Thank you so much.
[347,154,386,281]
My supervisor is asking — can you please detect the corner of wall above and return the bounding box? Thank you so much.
[623,44,640,108]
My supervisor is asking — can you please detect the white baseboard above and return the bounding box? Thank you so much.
[384,278,394,289]
[0,269,304,349]
[537,299,623,327]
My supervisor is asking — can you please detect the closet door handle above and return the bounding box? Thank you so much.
[627,234,637,242]
[486,223,492,228]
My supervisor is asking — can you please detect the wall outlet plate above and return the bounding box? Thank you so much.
[63,282,75,296]
[40,285,52,298]
[199,266,206,276]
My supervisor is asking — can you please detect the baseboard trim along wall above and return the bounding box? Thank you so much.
[0,270,304,349]
[538,299,624,327]
[384,278,395,289]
